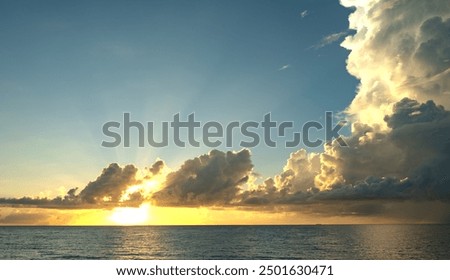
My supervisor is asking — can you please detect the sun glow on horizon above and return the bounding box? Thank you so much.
[109,203,151,225]
[108,176,165,225]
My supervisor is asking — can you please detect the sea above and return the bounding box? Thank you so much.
[0,225,449,259]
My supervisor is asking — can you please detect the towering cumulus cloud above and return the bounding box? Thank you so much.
[240,0,450,220]
[340,0,450,126]
[314,0,450,194]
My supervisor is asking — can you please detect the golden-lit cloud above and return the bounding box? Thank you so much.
[341,0,450,127]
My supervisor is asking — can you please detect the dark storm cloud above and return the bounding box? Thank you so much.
[152,149,253,206]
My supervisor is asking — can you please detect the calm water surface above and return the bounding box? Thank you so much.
[0,225,449,259]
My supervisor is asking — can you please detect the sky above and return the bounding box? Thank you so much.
[0,0,449,225]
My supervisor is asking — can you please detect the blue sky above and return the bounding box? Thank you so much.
[0,0,357,197]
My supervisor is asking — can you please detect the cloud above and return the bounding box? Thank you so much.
[300,10,309,18]
[340,0,450,126]
[0,161,164,209]
[240,149,320,205]
[259,0,450,214]
[0,212,52,225]
[278,64,291,71]
[0,207,75,225]
[151,149,253,206]
[78,163,139,204]
[322,98,450,199]
[314,31,349,49]
[146,160,165,177]
[239,97,450,213]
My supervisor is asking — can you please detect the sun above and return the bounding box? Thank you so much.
[109,203,151,225]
